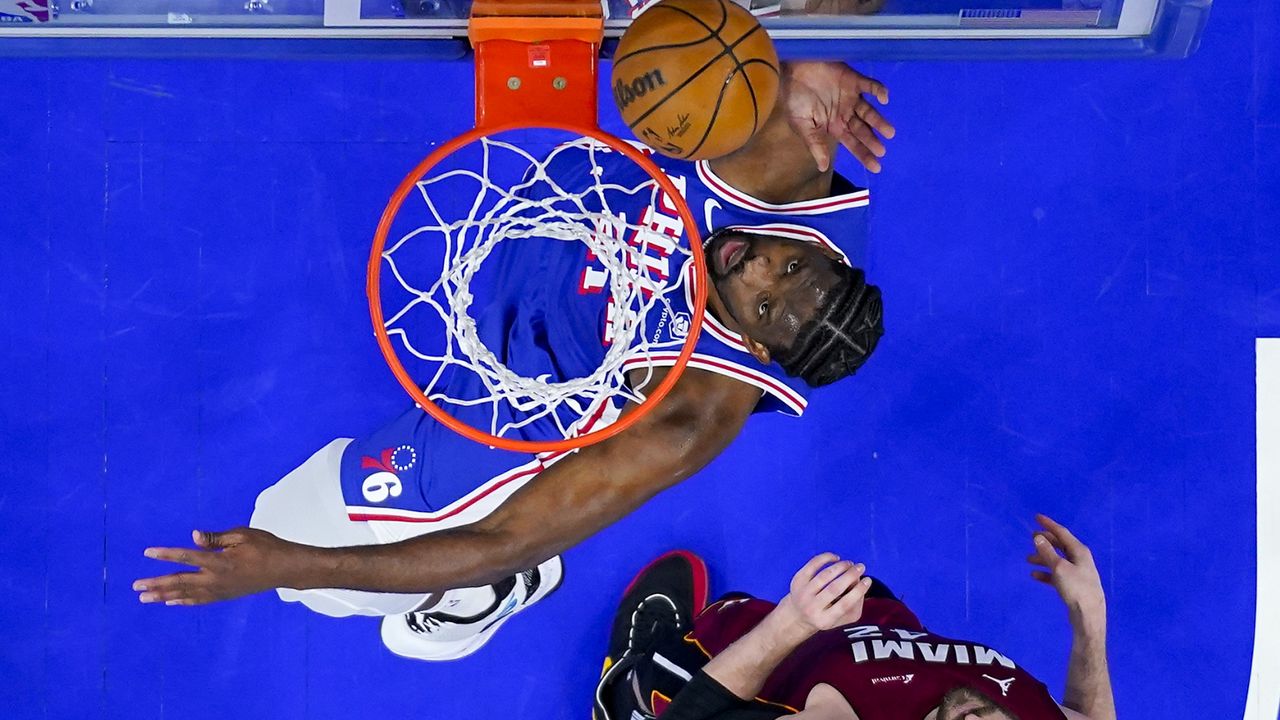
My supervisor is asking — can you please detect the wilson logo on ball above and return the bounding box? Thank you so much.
[613,69,667,109]
[610,0,779,160]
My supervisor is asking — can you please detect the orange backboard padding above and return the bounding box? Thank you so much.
[468,0,603,129]
[472,36,600,129]
[468,16,603,46]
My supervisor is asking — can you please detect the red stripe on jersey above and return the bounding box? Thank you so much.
[626,352,806,415]
[697,162,869,214]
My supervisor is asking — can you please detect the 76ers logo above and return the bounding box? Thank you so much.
[360,444,417,503]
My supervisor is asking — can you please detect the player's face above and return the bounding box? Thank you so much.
[935,686,1018,720]
[706,232,843,350]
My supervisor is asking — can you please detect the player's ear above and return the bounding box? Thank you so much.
[741,335,771,365]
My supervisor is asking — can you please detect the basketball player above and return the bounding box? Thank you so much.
[596,515,1114,720]
[132,61,895,661]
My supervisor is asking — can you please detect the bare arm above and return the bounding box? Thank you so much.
[296,368,761,593]
[136,368,762,599]
[1061,610,1113,720]
[702,554,871,700]
[1028,514,1116,720]
[134,368,760,604]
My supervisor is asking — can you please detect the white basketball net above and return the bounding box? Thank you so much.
[379,136,697,441]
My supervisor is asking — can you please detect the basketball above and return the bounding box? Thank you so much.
[611,0,780,161]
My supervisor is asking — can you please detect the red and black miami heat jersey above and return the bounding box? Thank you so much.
[685,597,1067,719]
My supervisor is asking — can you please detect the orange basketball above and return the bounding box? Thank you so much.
[611,0,780,161]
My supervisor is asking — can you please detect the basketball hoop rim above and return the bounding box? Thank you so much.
[368,121,708,454]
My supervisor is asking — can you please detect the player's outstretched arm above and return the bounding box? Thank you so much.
[134,368,761,605]
[1026,514,1116,720]
[709,62,894,205]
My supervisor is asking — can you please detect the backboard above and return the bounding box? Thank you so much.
[0,0,1211,59]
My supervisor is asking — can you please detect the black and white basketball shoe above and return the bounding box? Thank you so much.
[380,556,563,661]
[594,550,709,720]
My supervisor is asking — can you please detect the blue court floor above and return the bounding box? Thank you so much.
[1,2,1277,718]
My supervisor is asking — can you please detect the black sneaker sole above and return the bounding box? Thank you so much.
[594,550,709,720]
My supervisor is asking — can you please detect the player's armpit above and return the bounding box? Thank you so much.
[295,368,762,594]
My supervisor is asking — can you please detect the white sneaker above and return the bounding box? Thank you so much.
[380,556,564,661]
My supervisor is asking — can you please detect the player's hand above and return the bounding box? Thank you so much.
[133,528,294,606]
[777,552,873,635]
[1027,514,1106,624]
[781,62,895,174]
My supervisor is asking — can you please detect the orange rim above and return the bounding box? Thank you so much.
[368,123,707,454]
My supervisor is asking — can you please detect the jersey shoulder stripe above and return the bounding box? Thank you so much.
[695,161,870,215]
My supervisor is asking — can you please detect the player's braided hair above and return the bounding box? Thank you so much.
[773,259,884,388]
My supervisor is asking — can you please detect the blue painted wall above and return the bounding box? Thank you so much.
[0,0,1274,717]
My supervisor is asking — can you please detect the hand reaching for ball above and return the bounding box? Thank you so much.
[783,62,895,173]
